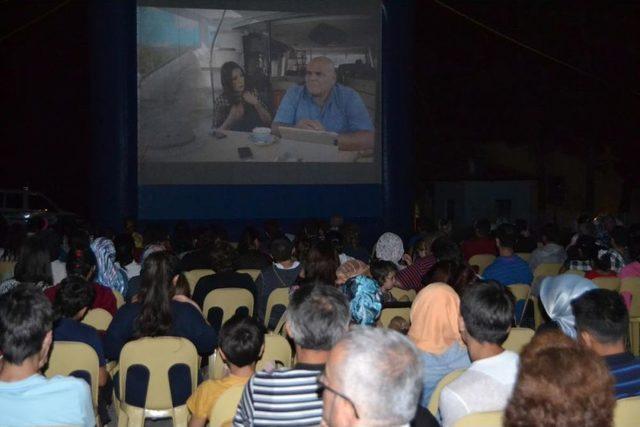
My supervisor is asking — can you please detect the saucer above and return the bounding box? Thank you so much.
[249,133,278,146]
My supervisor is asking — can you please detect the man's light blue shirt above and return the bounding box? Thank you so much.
[0,374,95,426]
[273,83,374,134]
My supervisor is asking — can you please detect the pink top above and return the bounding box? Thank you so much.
[620,261,640,280]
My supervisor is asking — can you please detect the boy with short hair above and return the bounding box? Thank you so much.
[187,314,264,427]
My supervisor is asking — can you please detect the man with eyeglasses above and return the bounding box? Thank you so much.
[320,327,438,427]
[272,56,375,151]
[233,283,350,426]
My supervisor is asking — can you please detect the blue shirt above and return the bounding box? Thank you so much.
[418,342,471,408]
[273,84,373,134]
[483,255,533,286]
[605,352,640,399]
[0,374,95,427]
[53,317,106,366]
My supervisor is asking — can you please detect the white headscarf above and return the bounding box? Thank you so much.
[375,232,404,268]
[539,274,597,339]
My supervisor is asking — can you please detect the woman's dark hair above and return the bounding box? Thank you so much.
[114,233,134,267]
[237,227,261,255]
[66,247,97,280]
[54,276,95,319]
[220,61,244,96]
[304,241,339,284]
[134,251,179,338]
[14,236,52,286]
[424,260,477,296]
[293,237,312,264]
[431,236,463,264]
[209,240,238,273]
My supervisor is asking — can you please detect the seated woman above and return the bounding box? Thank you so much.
[104,251,217,407]
[0,235,53,294]
[408,283,471,408]
[213,61,272,132]
[235,227,271,270]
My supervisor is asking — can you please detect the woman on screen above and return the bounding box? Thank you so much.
[213,61,272,132]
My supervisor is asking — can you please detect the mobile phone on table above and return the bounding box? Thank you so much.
[238,146,253,159]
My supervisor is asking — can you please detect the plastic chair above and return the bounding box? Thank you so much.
[592,276,621,292]
[614,395,640,427]
[427,369,465,415]
[533,263,562,279]
[454,411,503,427]
[203,288,254,327]
[236,269,260,282]
[469,254,496,275]
[502,327,535,354]
[0,260,15,281]
[256,333,293,372]
[507,284,530,325]
[183,269,215,294]
[379,307,410,328]
[264,288,290,329]
[621,277,640,356]
[208,384,245,427]
[113,289,125,308]
[530,296,544,330]
[81,308,113,332]
[515,252,531,262]
[116,337,198,427]
[390,287,417,302]
[564,269,585,277]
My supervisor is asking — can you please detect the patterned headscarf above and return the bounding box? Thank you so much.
[375,232,404,267]
[347,275,382,326]
[90,237,128,294]
[539,274,597,339]
[336,259,370,285]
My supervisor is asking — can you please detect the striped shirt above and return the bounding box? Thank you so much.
[396,255,436,291]
[604,352,640,399]
[233,363,323,426]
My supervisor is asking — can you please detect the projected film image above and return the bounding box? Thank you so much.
[137,7,379,174]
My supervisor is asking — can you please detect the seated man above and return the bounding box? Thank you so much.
[482,223,533,287]
[0,285,95,426]
[439,281,519,427]
[528,223,566,273]
[234,283,350,426]
[321,327,439,427]
[461,218,497,261]
[572,288,640,398]
[272,56,374,151]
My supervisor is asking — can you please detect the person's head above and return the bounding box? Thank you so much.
[341,223,360,249]
[388,316,409,334]
[474,218,491,238]
[286,284,349,351]
[459,281,514,348]
[0,284,54,368]
[504,330,615,427]
[304,241,340,284]
[593,248,613,271]
[270,238,293,263]
[135,251,180,338]
[54,276,95,320]
[572,289,628,353]
[90,237,127,291]
[495,223,517,251]
[541,223,559,245]
[408,283,463,354]
[14,235,52,285]
[570,234,596,261]
[209,240,238,273]
[218,314,264,368]
[238,226,261,254]
[374,232,404,265]
[66,247,97,281]
[114,233,134,267]
[336,259,370,286]
[220,61,245,95]
[430,236,462,264]
[305,56,337,98]
[423,260,477,296]
[321,327,422,427]
[539,274,597,338]
[370,260,397,291]
[346,276,382,326]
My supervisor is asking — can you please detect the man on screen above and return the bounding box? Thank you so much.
[272,56,374,151]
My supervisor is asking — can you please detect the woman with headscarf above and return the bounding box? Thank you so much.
[374,232,436,292]
[408,283,471,407]
[90,237,129,295]
[537,274,597,338]
[345,275,382,326]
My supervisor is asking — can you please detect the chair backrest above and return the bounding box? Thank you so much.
[592,276,621,292]
[469,254,496,274]
[533,263,562,278]
[454,411,503,427]
[236,269,260,281]
[502,327,535,354]
[390,287,417,302]
[119,337,198,410]
[515,252,531,262]
[531,296,544,329]
[81,308,113,332]
[203,288,255,327]
[183,269,215,294]
[0,260,15,281]
[379,307,411,328]
[621,277,640,317]
[256,333,293,372]
[507,284,530,303]
[45,341,100,408]
[614,395,640,427]
[427,369,465,414]
[113,289,125,308]
[565,269,585,277]
[264,287,290,329]
[209,384,245,427]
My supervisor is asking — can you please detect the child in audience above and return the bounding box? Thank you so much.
[585,249,618,280]
[187,315,264,427]
[370,260,398,303]
[388,316,410,334]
